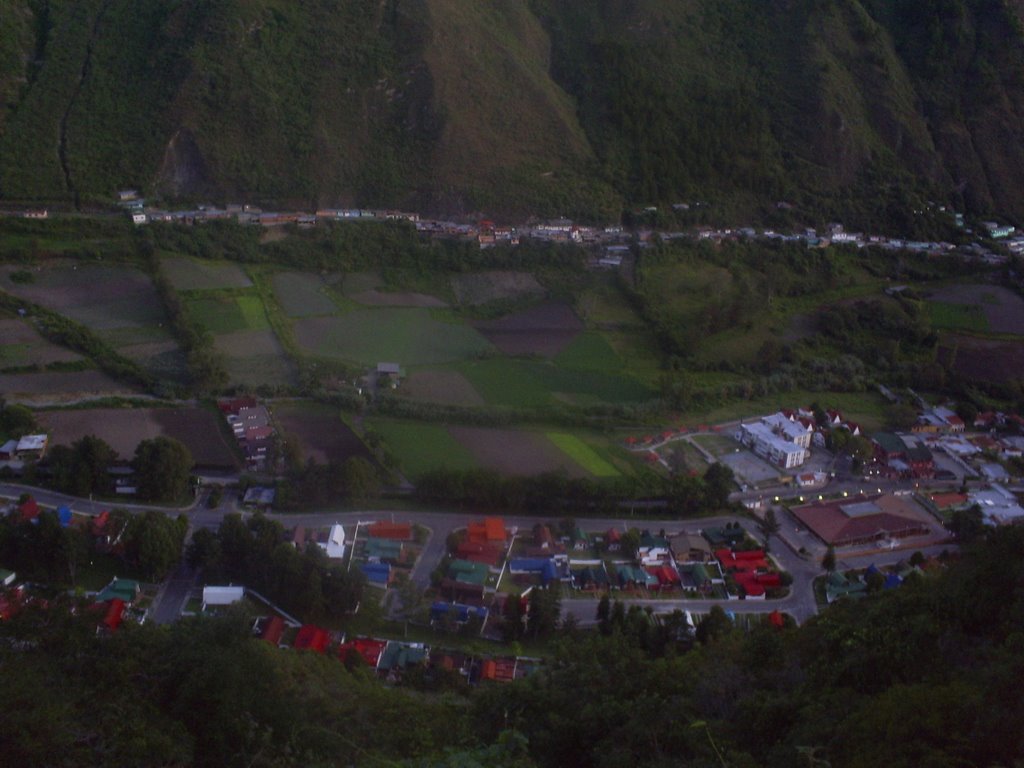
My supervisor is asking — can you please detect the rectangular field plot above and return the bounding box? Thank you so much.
[554,332,624,372]
[187,294,269,334]
[928,302,989,333]
[368,420,477,478]
[293,308,493,366]
[0,318,83,368]
[160,255,252,291]
[0,370,141,403]
[454,358,653,407]
[38,407,240,468]
[546,433,620,477]
[448,426,589,477]
[690,433,742,457]
[273,401,375,465]
[214,330,295,388]
[271,272,340,317]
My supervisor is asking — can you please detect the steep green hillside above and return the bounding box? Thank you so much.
[1,0,1023,223]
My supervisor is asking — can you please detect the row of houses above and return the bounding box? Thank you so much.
[218,397,276,470]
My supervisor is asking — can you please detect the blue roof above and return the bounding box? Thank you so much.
[57,506,72,527]
[883,573,903,590]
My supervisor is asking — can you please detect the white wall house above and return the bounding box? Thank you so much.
[736,420,809,469]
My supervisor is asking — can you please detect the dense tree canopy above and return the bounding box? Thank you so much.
[132,436,193,502]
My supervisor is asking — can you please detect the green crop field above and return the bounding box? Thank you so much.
[546,433,620,477]
[187,294,270,334]
[368,419,477,477]
[292,308,493,366]
[160,255,252,291]
[271,272,341,317]
[555,332,623,372]
[928,301,990,333]
[454,358,654,407]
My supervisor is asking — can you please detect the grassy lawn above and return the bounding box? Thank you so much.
[928,301,990,332]
[160,254,252,290]
[187,293,270,334]
[271,271,342,317]
[678,388,889,432]
[547,432,620,477]
[292,308,493,365]
[690,433,742,457]
[369,419,477,477]
[75,554,146,592]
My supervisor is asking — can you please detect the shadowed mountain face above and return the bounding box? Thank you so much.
[1,0,1023,222]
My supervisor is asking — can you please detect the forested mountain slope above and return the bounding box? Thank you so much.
[0,0,1023,224]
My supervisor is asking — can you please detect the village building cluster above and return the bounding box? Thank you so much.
[218,397,276,471]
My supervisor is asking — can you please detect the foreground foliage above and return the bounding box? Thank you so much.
[2,527,1022,766]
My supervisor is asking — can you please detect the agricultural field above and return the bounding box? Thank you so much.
[366,419,477,477]
[37,407,240,468]
[213,330,296,388]
[554,332,624,372]
[928,284,1024,334]
[272,401,374,465]
[0,261,186,379]
[450,270,544,305]
[0,317,83,368]
[928,302,989,333]
[475,301,583,357]
[545,433,620,477]
[292,308,493,366]
[943,335,1024,384]
[399,370,486,406]
[447,426,589,477]
[160,255,252,291]
[270,272,340,317]
[0,370,141,404]
[453,357,653,407]
[186,294,269,334]
[349,288,447,308]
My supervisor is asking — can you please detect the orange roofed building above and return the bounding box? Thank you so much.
[466,517,507,545]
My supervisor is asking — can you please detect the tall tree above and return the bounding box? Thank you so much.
[822,545,837,574]
[757,508,781,553]
[703,462,735,509]
[132,436,193,502]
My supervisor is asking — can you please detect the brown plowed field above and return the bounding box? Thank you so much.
[350,289,447,308]
[944,334,1024,383]
[38,407,240,468]
[448,426,586,477]
[272,402,375,465]
[475,302,583,357]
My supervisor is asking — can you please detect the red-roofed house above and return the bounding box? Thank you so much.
[338,637,387,669]
[768,610,785,628]
[645,565,682,588]
[715,549,768,573]
[456,541,503,566]
[102,599,125,631]
[294,625,329,653]
[366,521,412,540]
[466,518,506,545]
[18,497,39,522]
[218,396,258,415]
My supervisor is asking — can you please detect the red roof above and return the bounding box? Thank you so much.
[716,549,768,572]
[294,625,329,653]
[467,518,505,544]
[261,616,285,645]
[645,565,681,586]
[625,436,637,445]
[102,599,125,630]
[768,610,784,628]
[18,498,40,522]
[456,541,502,566]
[91,510,110,534]
[366,522,412,540]
[338,637,386,668]
[606,527,621,542]
[218,396,258,414]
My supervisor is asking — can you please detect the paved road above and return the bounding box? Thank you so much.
[2,481,959,626]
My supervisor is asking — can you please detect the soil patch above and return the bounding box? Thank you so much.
[451,271,544,305]
[0,370,139,402]
[448,426,587,477]
[475,302,584,357]
[350,289,447,308]
[928,284,1024,334]
[272,402,375,465]
[943,334,1024,383]
[401,370,485,406]
[38,407,240,468]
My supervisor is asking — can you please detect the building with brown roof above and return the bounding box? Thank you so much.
[791,493,933,548]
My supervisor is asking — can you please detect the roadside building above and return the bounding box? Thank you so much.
[791,493,933,547]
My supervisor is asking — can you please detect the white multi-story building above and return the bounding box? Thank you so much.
[736,415,810,469]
